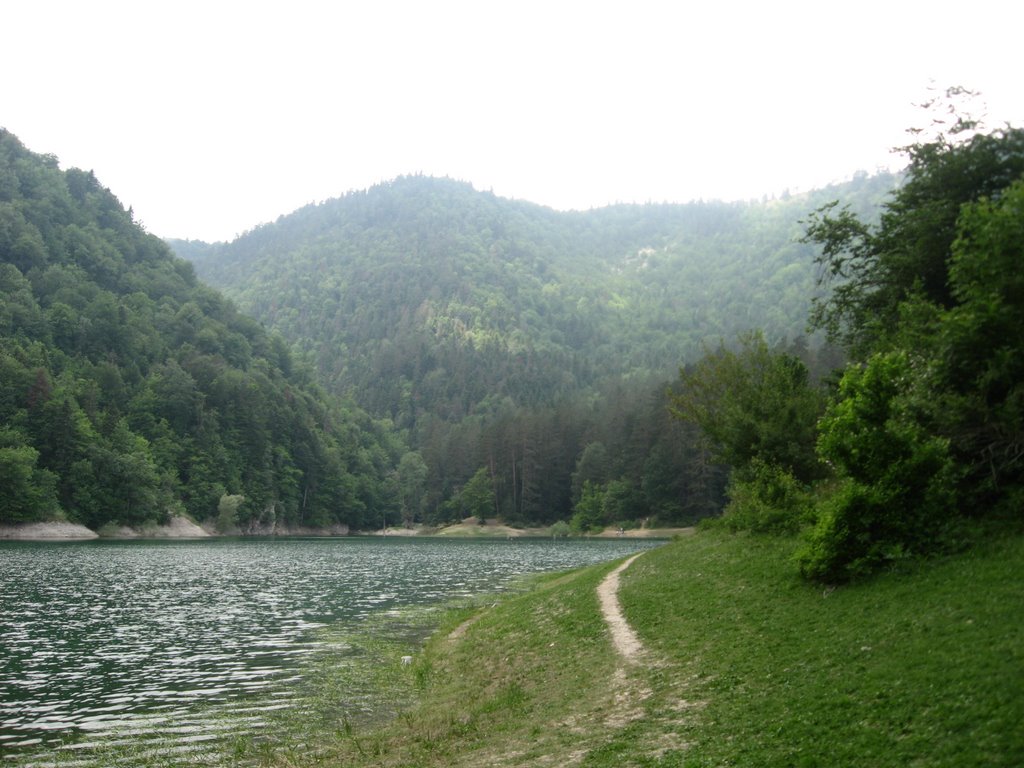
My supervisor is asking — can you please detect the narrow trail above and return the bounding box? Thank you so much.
[597,553,646,661]
[590,551,656,746]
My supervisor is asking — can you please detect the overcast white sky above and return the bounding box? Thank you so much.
[4,1,1022,242]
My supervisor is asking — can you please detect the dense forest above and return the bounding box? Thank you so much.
[174,174,892,528]
[0,129,404,533]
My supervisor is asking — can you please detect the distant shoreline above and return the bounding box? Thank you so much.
[0,517,694,542]
[0,521,99,540]
[364,519,695,539]
[0,516,208,541]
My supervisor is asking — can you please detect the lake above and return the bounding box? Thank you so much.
[0,535,661,764]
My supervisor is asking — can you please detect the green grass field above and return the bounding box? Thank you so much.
[616,531,1024,767]
[252,528,1023,767]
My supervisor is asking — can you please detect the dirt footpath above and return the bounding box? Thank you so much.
[597,553,646,660]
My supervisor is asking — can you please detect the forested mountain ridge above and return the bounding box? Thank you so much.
[180,173,894,421]
[173,172,894,528]
[0,129,403,532]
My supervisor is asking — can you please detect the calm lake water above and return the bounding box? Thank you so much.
[0,536,660,764]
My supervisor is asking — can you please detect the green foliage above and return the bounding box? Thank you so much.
[570,441,609,504]
[0,128,402,531]
[600,477,645,523]
[800,112,1024,580]
[936,179,1024,497]
[450,466,494,524]
[799,352,960,581]
[547,520,571,538]
[722,458,814,535]
[396,451,429,525]
[0,427,60,523]
[806,117,1024,355]
[670,332,827,537]
[216,493,245,533]
[570,481,606,534]
[567,475,649,533]
[671,331,826,483]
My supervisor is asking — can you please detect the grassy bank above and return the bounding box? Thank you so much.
[255,528,1022,767]
[618,530,1024,766]
[252,565,629,766]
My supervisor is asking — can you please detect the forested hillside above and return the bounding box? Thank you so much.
[174,173,893,527]
[0,129,403,532]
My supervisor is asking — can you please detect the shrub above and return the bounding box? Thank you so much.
[798,479,896,581]
[216,493,245,533]
[548,520,572,538]
[798,352,960,581]
[722,459,814,535]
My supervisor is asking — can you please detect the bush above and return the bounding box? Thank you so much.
[216,493,245,533]
[722,459,814,535]
[798,352,960,581]
[548,520,571,538]
[797,479,896,581]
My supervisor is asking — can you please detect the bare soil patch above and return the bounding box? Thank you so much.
[0,521,98,540]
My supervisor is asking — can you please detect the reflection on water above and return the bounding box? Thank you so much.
[0,536,659,763]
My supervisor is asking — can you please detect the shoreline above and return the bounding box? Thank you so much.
[0,521,99,540]
[1,517,694,542]
[0,516,210,541]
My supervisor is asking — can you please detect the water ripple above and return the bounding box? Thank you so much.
[1,536,658,764]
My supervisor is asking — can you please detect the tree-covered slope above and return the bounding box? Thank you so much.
[171,173,892,527]
[181,173,893,424]
[0,129,402,532]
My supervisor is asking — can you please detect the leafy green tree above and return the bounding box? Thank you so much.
[934,179,1024,501]
[600,478,645,526]
[217,493,245,533]
[670,331,825,483]
[570,481,605,534]
[670,330,824,535]
[799,113,1024,579]
[147,360,204,433]
[454,466,494,524]
[799,352,959,582]
[396,451,429,525]
[570,442,609,504]
[0,428,60,523]
[805,119,1024,355]
[0,263,47,340]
